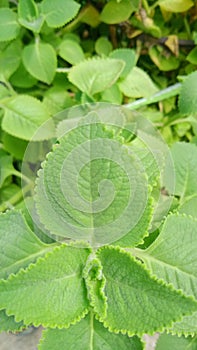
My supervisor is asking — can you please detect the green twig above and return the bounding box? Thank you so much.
[0,183,33,212]
[125,83,182,110]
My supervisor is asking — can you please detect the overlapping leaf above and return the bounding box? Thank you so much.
[95,246,197,336]
[22,42,57,84]
[0,210,54,279]
[138,214,197,299]
[39,313,143,350]
[35,120,149,246]
[1,95,54,141]
[0,244,91,328]
[41,0,80,28]
[0,8,20,42]
[68,58,125,96]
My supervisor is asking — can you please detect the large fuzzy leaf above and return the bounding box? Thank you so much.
[38,313,143,350]
[95,246,197,336]
[68,58,124,96]
[0,244,91,328]
[156,333,197,350]
[35,120,149,246]
[137,214,197,300]
[0,210,54,279]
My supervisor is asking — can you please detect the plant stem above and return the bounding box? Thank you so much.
[125,83,182,110]
[0,183,33,212]
[56,67,71,73]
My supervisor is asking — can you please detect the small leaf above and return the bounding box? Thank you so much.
[110,48,136,77]
[100,0,134,24]
[68,57,125,95]
[0,244,91,328]
[22,42,57,84]
[18,0,44,33]
[101,84,123,104]
[0,40,22,79]
[0,210,53,279]
[163,142,197,202]
[119,67,158,98]
[149,45,180,72]
[38,313,143,350]
[0,153,15,188]
[41,0,80,28]
[159,0,194,12]
[96,246,197,336]
[1,95,54,141]
[95,37,113,56]
[179,71,197,115]
[59,39,85,65]
[169,311,197,335]
[140,214,197,299]
[156,333,197,350]
[2,133,28,160]
[43,86,74,115]
[10,62,37,88]
[0,309,24,333]
[187,47,197,65]
[0,8,20,41]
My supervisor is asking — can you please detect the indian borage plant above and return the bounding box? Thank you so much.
[0,104,197,349]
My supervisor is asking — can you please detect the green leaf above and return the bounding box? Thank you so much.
[0,153,15,188]
[59,39,85,65]
[163,142,197,202]
[156,333,197,350]
[113,197,152,247]
[100,0,134,24]
[95,37,113,56]
[1,95,54,141]
[68,58,125,95]
[0,244,91,327]
[187,47,197,65]
[0,210,54,279]
[179,71,197,115]
[101,84,123,104]
[110,49,136,77]
[179,195,197,219]
[0,40,22,79]
[96,246,197,336]
[10,62,37,88]
[149,45,180,72]
[0,309,24,333]
[39,313,143,350]
[22,42,57,84]
[138,214,197,299]
[169,311,197,335]
[119,67,158,98]
[18,0,44,33]
[159,0,194,12]
[41,0,80,28]
[2,133,28,160]
[43,86,74,115]
[35,119,149,246]
[0,8,20,42]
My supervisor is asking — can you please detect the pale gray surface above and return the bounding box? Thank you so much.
[0,328,159,349]
[0,327,43,350]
